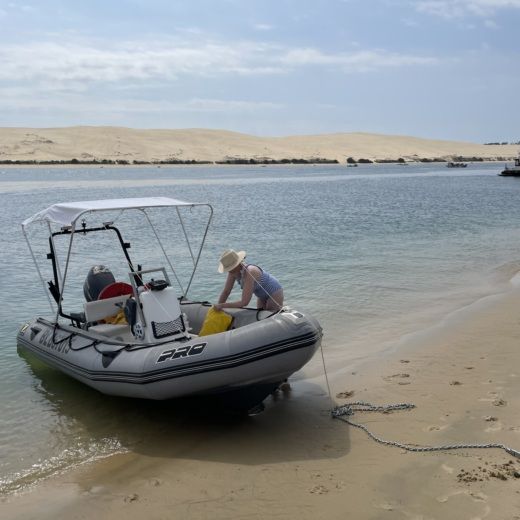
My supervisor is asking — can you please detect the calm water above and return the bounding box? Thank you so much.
[2,162,520,494]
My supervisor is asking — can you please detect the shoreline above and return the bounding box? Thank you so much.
[3,278,520,518]
[0,159,514,172]
[0,158,515,168]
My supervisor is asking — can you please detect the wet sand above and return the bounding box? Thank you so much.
[3,289,520,519]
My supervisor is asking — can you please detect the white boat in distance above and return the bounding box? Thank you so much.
[18,197,322,411]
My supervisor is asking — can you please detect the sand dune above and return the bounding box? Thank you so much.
[0,126,517,163]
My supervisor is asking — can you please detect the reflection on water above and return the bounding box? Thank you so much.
[1,162,520,494]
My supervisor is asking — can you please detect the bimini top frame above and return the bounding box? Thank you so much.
[22,197,213,321]
[22,197,208,228]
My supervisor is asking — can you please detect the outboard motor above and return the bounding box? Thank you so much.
[83,265,115,301]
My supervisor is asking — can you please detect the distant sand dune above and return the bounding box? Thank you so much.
[0,126,517,163]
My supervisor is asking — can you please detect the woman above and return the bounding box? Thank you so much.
[214,249,284,311]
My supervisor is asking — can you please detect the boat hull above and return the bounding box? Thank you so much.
[17,306,322,407]
[499,168,520,177]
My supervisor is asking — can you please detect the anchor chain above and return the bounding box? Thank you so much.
[332,401,520,459]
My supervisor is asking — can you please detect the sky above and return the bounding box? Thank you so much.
[0,0,519,142]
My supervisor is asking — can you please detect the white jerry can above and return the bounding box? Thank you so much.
[137,285,186,342]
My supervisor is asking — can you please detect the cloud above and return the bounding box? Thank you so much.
[0,39,286,85]
[0,36,438,89]
[415,0,520,18]
[253,23,274,31]
[0,86,282,115]
[280,48,438,71]
[183,98,283,112]
[484,18,499,27]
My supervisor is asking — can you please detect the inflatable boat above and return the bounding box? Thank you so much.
[17,197,322,410]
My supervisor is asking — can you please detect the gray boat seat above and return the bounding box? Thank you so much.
[88,323,130,337]
[84,294,131,335]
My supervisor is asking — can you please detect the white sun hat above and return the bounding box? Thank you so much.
[218,249,246,273]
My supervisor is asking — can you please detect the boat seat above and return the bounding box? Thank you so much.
[227,309,273,329]
[88,323,130,337]
[84,294,131,325]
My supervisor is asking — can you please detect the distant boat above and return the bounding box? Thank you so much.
[446,162,467,168]
[499,154,520,177]
[346,163,358,167]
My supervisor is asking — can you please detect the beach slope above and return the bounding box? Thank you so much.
[3,288,520,519]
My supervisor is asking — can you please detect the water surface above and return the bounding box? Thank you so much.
[2,162,520,494]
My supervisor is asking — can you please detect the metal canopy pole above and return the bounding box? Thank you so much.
[185,204,213,297]
[22,224,55,314]
[141,209,185,295]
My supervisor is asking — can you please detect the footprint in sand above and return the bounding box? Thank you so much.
[425,424,449,432]
[336,390,355,399]
[485,421,503,432]
[383,373,410,382]
[469,491,488,501]
[309,485,329,494]
[436,489,488,504]
[376,502,396,511]
[84,485,106,495]
[441,463,455,474]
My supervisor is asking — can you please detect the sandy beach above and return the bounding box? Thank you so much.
[3,283,520,519]
[0,126,518,164]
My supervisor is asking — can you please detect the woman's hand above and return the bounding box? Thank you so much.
[213,303,224,311]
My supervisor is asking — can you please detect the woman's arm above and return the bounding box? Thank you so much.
[218,273,235,304]
[215,267,257,310]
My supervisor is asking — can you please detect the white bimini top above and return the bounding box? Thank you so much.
[22,197,207,228]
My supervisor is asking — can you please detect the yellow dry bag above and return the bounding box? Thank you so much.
[198,307,233,336]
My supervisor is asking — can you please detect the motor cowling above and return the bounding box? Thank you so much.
[83,265,116,301]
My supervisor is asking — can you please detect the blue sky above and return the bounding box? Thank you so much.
[0,0,519,142]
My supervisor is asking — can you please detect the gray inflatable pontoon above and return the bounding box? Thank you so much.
[17,197,322,410]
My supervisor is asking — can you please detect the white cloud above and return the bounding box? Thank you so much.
[183,98,283,112]
[280,48,438,71]
[0,37,438,88]
[0,88,282,116]
[484,18,499,27]
[253,23,274,31]
[415,0,520,18]
[0,39,289,84]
